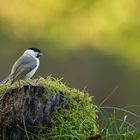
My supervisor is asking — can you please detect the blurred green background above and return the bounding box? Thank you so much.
[0,0,140,113]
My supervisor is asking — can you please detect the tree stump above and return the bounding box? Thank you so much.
[0,77,99,140]
[0,85,68,140]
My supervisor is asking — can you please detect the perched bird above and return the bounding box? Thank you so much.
[1,48,42,85]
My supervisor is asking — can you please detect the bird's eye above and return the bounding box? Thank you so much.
[36,53,40,58]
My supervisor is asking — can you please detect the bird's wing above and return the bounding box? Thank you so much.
[10,55,37,83]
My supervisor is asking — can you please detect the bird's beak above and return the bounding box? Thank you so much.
[39,53,43,56]
[37,53,43,58]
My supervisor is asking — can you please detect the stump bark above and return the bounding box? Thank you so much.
[0,85,68,140]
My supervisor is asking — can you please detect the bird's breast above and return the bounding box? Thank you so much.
[25,59,39,79]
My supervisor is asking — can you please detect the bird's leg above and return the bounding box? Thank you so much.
[19,80,31,87]
[18,80,21,89]
[14,80,21,91]
[24,79,33,86]
[28,79,34,85]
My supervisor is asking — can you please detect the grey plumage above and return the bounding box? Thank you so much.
[10,55,37,84]
[1,48,42,85]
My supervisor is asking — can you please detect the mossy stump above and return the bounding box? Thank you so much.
[0,77,99,140]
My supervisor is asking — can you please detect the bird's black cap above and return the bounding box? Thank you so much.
[28,48,41,53]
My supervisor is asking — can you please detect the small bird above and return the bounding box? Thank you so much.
[1,48,42,85]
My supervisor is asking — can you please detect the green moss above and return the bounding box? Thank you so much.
[0,82,11,101]
[36,77,99,139]
[0,76,99,139]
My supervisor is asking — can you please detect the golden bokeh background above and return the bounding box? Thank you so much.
[0,0,140,113]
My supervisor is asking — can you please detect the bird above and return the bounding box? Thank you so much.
[1,48,42,85]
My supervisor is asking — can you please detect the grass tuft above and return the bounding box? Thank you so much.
[98,105,140,140]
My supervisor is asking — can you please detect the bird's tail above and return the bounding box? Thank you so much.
[0,75,11,84]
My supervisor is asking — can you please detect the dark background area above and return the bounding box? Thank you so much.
[0,0,140,115]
